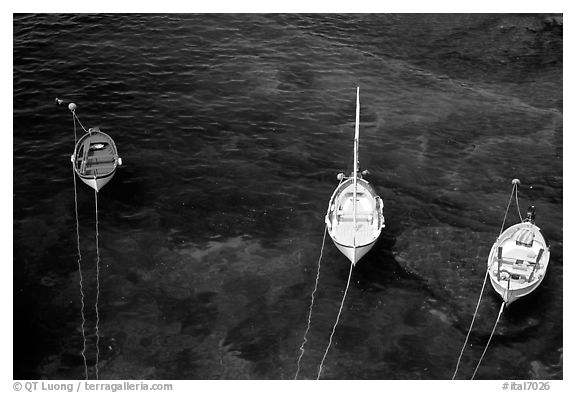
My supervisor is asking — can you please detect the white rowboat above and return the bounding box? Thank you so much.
[487,217,550,305]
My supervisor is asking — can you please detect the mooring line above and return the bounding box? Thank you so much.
[72,163,89,380]
[94,185,101,380]
[471,301,505,379]
[72,110,88,379]
[72,111,78,144]
[73,111,89,134]
[451,268,489,379]
[294,225,328,380]
[453,180,518,379]
[514,182,522,222]
[500,180,523,234]
[317,263,353,380]
[295,176,345,379]
[500,182,517,235]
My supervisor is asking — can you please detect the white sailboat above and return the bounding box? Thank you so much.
[324,87,385,265]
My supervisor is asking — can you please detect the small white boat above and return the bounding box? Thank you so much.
[71,128,122,192]
[324,87,385,265]
[487,207,550,305]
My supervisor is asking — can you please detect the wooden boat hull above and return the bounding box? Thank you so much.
[72,130,120,192]
[78,171,116,192]
[325,177,385,265]
[487,222,550,305]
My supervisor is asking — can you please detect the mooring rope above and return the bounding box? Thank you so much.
[94,185,101,379]
[71,109,89,380]
[500,181,522,235]
[317,263,353,380]
[451,268,489,379]
[452,180,520,379]
[513,182,522,222]
[295,176,345,379]
[72,111,78,144]
[294,225,328,380]
[73,111,89,134]
[72,163,89,380]
[471,301,505,379]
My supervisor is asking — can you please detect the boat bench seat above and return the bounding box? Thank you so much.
[84,167,114,177]
[499,256,533,267]
[76,156,115,165]
[343,192,365,199]
[91,162,115,171]
[337,214,374,223]
[87,156,116,164]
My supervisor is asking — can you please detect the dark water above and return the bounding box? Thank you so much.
[13,14,563,380]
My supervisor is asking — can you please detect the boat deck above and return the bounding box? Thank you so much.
[496,238,543,276]
[328,183,381,246]
[76,132,117,177]
[490,224,548,285]
[332,224,378,246]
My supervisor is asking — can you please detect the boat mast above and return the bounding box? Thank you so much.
[353,87,360,264]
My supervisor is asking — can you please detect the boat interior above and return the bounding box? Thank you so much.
[75,133,116,177]
[493,228,546,283]
[329,184,380,246]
